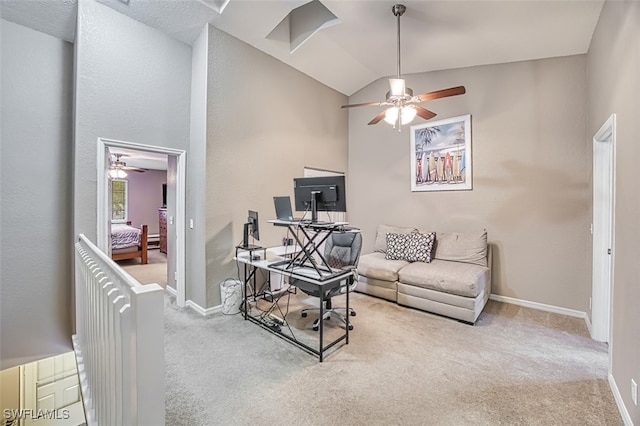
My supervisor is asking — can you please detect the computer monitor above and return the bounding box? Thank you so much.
[242,210,260,249]
[293,175,346,223]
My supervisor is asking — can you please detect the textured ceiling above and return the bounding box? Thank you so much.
[1,0,604,96]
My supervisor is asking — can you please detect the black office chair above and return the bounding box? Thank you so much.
[296,232,362,331]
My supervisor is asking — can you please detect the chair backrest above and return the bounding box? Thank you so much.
[323,232,362,270]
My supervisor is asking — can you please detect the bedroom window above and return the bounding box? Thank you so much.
[111,179,128,223]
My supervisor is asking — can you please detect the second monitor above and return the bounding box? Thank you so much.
[293,175,346,223]
[241,209,260,249]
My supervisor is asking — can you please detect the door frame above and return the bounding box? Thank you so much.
[591,113,616,345]
[97,138,187,307]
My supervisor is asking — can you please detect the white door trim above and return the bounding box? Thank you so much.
[591,114,616,348]
[97,138,187,307]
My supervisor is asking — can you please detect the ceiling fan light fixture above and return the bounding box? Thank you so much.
[383,105,416,126]
[109,168,127,179]
[400,105,417,124]
[383,107,399,125]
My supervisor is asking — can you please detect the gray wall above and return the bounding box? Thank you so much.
[203,26,348,308]
[73,0,191,242]
[348,55,590,312]
[186,24,208,302]
[125,169,167,235]
[587,0,640,421]
[0,20,74,369]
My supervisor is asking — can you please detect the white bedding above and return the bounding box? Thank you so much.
[111,224,141,250]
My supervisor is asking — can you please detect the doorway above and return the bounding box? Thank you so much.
[591,114,616,343]
[97,138,187,307]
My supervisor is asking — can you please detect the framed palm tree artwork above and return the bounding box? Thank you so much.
[410,114,472,192]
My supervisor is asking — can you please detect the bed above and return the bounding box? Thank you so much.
[111,223,148,264]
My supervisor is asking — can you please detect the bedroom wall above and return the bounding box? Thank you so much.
[348,55,590,313]
[125,169,167,235]
[0,20,74,369]
[73,0,191,243]
[587,0,640,422]
[204,26,349,308]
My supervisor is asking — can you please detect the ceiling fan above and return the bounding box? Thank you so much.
[109,153,147,178]
[341,4,466,130]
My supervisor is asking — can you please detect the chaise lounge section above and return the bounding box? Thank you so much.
[357,225,491,324]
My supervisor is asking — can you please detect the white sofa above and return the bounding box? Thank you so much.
[356,225,492,324]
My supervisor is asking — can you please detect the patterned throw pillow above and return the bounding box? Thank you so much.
[385,232,436,262]
[385,233,411,260]
[409,232,436,263]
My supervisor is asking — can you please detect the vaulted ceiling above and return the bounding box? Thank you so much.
[1,0,604,96]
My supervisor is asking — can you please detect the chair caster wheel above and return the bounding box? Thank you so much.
[350,311,356,317]
[301,312,307,317]
[348,324,354,330]
[312,326,319,331]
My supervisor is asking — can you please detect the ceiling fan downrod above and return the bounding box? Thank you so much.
[392,4,406,79]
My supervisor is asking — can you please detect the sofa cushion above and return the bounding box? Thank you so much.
[398,259,489,298]
[374,224,418,253]
[431,230,488,267]
[385,232,435,263]
[358,252,408,282]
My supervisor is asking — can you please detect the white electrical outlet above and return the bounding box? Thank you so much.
[632,379,638,406]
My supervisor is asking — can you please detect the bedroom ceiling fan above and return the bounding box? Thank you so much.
[341,4,466,131]
[109,153,147,179]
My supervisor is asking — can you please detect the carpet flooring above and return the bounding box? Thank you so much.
[163,291,622,425]
[118,249,167,287]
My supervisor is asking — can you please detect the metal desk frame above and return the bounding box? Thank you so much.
[236,253,353,362]
[267,220,350,279]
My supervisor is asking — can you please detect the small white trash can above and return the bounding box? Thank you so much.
[220,279,242,315]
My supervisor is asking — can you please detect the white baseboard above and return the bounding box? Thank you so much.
[165,285,222,316]
[186,300,222,316]
[609,373,634,425]
[489,294,588,320]
[584,312,593,336]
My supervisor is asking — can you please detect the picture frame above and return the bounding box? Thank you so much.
[410,114,472,192]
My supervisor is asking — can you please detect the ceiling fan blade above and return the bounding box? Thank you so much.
[341,101,384,109]
[368,110,387,125]
[414,105,437,121]
[416,86,466,102]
